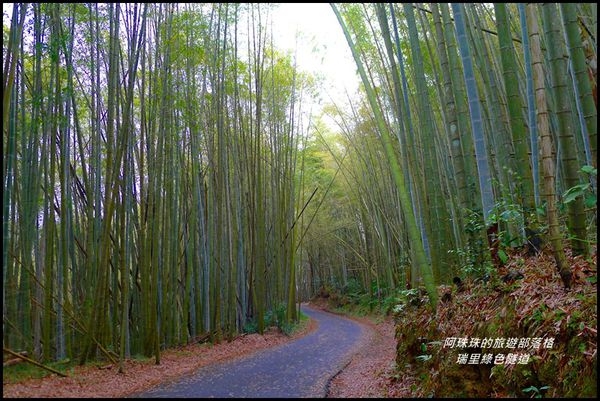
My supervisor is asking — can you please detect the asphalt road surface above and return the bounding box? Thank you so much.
[132,305,365,398]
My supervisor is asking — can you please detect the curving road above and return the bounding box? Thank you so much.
[132,305,366,398]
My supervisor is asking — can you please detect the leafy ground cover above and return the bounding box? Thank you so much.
[391,245,597,398]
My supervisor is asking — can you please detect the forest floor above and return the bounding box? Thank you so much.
[3,302,402,398]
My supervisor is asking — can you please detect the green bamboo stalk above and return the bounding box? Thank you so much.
[440,3,478,209]
[526,4,570,289]
[495,3,535,216]
[518,3,541,207]
[452,3,495,225]
[542,3,589,258]
[561,3,597,168]
[403,3,450,283]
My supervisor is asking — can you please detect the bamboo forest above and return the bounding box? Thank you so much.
[2,3,597,398]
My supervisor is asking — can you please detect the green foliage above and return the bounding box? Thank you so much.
[497,248,509,264]
[266,303,294,334]
[453,195,549,276]
[242,319,259,334]
[448,245,494,278]
[463,207,486,235]
[341,277,362,299]
[244,303,298,336]
[488,200,528,247]
[562,183,593,205]
[580,165,597,175]
[523,385,550,398]
[3,363,52,383]
[380,292,401,315]
[489,201,523,227]
[415,340,442,364]
[448,207,496,277]
[285,311,309,336]
[559,166,597,229]
[390,288,423,315]
[2,357,75,383]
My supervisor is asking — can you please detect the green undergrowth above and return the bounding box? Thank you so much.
[243,304,309,336]
[314,279,398,321]
[285,310,310,336]
[2,357,103,384]
[392,247,597,398]
[3,352,163,384]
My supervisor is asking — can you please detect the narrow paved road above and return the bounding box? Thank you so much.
[132,305,366,398]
